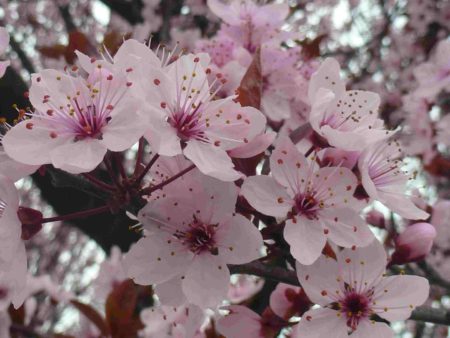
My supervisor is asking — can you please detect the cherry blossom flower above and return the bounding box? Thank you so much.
[308,58,393,151]
[294,241,430,338]
[128,51,267,181]
[269,283,311,320]
[0,175,27,310]
[414,39,450,100]
[390,222,436,265]
[0,311,10,338]
[0,27,10,78]
[3,60,146,174]
[241,137,374,265]
[207,0,289,52]
[124,175,264,308]
[358,139,429,220]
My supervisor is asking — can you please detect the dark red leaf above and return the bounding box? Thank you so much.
[70,300,110,336]
[236,48,262,109]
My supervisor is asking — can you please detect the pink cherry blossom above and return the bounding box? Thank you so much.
[414,39,450,100]
[207,0,289,52]
[2,62,146,174]
[128,50,267,181]
[269,283,311,320]
[308,58,393,151]
[294,241,430,338]
[390,222,436,265]
[241,137,374,265]
[358,139,429,220]
[0,27,10,78]
[124,175,264,308]
[0,175,27,310]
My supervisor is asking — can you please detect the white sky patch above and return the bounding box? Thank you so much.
[92,0,111,26]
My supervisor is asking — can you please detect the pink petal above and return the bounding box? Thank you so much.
[0,149,38,182]
[270,137,310,196]
[377,190,430,220]
[228,130,276,159]
[308,58,346,103]
[269,283,301,319]
[351,321,394,338]
[124,235,192,285]
[336,240,388,289]
[217,305,263,338]
[2,119,69,166]
[182,255,230,308]
[240,175,292,218]
[292,308,348,338]
[296,255,340,306]
[216,214,263,264]
[320,208,374,248]
[373,275,429,322]
[113,39,161,69]
[50,139,107,174]
[144,115,182,156]
[184,140,242,181]
[155,276,187,306]
[101,108,147,151]
[0,27,9,54]
[0,60,9,78]
[284,218,326,265]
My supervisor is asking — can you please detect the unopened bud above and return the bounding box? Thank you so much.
[390,222,436,265]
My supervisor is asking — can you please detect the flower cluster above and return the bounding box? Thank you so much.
[1,0,448,336]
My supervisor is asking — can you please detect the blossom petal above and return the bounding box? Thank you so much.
[2,119,69,166]
[296,255,340,306]
[241,175,292,218]
[216,214,263,264]
[320,208,374,248]
[184,140,242,181]
[101,109,147,151]
[336,240,388,289]
[155,276,187,306]
[351,321,394,338]
[50,139,106,174]
[182,255,230,308]
[284,218,326,265]
[373,275,429,322]
[292,308,348,338]
[270,137,309,195]
[308,58,346,102]
[124,235,192,285]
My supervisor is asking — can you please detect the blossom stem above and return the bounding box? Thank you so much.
[81,173,116,192]
[39,205,110,224]
[134,154,160,185]
[104,155,123,190]
[141,164,196,195]
[114,153,127,180]
[133,137,146,176]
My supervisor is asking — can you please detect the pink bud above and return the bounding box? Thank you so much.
[390,222,436,265]
[365,210,386,229]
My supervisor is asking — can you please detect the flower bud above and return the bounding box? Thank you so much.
[366,209,386,229]
[390,222,436,265]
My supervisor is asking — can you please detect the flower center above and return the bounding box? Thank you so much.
[339,291,371,330]
[175,217,218,255]
[293,193,319,219]
[168,106,206,142]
